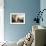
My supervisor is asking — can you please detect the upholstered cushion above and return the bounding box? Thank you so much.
[17,37,25,46]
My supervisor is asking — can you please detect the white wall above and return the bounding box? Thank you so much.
[40,0,46,26]
[0,0,4,42]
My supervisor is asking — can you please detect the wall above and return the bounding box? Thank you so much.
[40,0,46,26]
[0,0,4,42]
[4,0,40,42]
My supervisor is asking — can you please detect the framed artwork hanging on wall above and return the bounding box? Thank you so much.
[10,13,25,24]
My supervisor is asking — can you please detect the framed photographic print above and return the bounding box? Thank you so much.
[10,13,25,24]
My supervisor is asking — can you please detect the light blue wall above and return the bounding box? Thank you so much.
[4,0,40,42]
